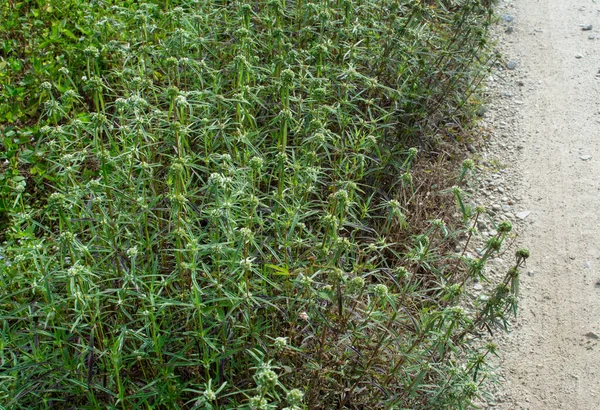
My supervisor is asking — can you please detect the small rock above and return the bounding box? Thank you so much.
[581,24,593,31]
[589,34,597,40]
[585,332,599,340]
[516,211,531,220]
[467,144,477,153]
[527,270,535,277]
[492,204,502,212]
[506,60,517,70]
[506,26,514,34]
[473,283,483,291]
[502,205,511,212]
[489,229,498,236]
[579,155,592,161]
[497,186,505,193]
[502,14,514,23]
[575,53,583,59]
[595,279,600,288]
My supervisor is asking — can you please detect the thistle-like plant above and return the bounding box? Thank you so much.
[0,0,507,408]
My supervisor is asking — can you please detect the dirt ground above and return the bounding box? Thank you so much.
[482,0,600,408]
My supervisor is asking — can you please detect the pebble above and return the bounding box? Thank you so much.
[516,211,531,220]
[575,53,583,59]
[506,60,517,70]
[473,283,484,291]
[527,270,535,277]
[502,14,515,23]
[579,155,592,161]
[585,332,599,340]
[492,204,502,212]
[581,24,593,31]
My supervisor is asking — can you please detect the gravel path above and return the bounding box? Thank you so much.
[481,0,600,408]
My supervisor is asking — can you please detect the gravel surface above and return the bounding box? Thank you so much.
[474,0,600,408]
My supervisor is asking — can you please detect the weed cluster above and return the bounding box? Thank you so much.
[0,0,525,408]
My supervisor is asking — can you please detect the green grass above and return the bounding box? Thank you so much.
[0,0,526,408]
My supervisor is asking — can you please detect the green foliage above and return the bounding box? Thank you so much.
[0,0,521,409]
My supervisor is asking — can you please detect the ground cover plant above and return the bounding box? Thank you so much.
[0,0,527,408]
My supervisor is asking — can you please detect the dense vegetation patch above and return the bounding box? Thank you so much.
[0,0,526,408]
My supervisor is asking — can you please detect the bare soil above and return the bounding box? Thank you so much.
[483,0,600,408]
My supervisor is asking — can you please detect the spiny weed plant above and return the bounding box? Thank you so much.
[0,0,526,408]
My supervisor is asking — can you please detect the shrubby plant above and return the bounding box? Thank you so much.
[0,0,524,408]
